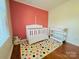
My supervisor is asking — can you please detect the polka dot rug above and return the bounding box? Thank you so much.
[20,39,62,59]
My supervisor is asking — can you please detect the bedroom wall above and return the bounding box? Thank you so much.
[49,0,79,46]
[48,9,55,27]
[9,0,48,39]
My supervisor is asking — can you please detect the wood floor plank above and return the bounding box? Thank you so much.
[11,45,21,59]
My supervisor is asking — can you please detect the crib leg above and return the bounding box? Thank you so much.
[63,40,66,44]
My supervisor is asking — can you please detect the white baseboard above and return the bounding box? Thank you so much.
[8,45,13,59]
[66,41,79,47]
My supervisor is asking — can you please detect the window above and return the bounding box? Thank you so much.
[0,0,9,47]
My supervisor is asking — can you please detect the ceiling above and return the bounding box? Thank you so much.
[14,0,69,11]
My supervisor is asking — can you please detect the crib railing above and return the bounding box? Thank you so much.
[49,28,68,43]
[26,25,68,44]
[26,28,48,44]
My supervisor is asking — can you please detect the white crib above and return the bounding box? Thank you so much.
[49,27,68,43]
[26,24,48,44]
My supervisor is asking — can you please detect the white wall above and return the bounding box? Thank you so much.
[0,0,13,59]
[48,9,55,27]
[49,0,79,46]
[0,37,13,59]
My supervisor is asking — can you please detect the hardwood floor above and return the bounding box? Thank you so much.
[11,43,79,59]
[43,43,79,59]
[11,45,21,59]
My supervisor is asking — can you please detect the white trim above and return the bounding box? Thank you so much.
[14,0,48,11]
[66,41,79,47]
[8,45,13,59]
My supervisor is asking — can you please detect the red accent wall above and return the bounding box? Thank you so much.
[9,0,48,39]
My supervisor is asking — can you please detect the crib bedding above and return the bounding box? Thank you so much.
[20,39,62,59]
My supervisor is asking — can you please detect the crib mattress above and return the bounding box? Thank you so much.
[20,39,62,59]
